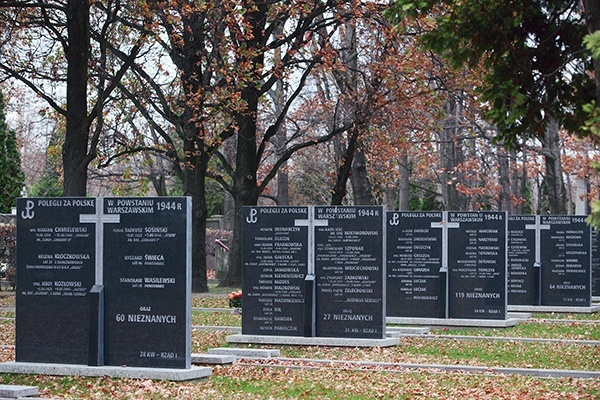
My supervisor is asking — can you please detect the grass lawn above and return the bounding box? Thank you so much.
[0,289,598,399]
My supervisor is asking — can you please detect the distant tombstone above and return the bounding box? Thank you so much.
[103,197,191,368]
[242,207,309,336]
[507,216,536,305]
[386,212,443,318]
[314,206,385,339]
[16,198,96,364]
[447,211,507,320]
[540,216,591,306]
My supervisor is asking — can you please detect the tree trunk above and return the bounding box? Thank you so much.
[350,147,373,205]
[384,187,396,211]
[221,89,261,287]
[439,97,466,210]
[497,146,511,213]
[398,152,410,211]
[274,87,289,205]
[510,149,524,214]
[221,122,259,287]
[62,0,90,196]
[183,137,209,293]
[219,2,267,288]
[330,19,360,206]
[543,117,567,214]
[331,126,359,205]
[273,24,289,206]
[149,173,167,196]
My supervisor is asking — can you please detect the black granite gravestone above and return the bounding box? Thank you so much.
[16,198,96,364]
[592,232,599,297]
[16,197,192,369]
[103,197,191,368]
[447,212,507,320]
[242,207,309,336]
[386,212,443,318]
[507,216,536,305]
[540,216,591,306]
[314,206,385,339]
[242,206,385,339]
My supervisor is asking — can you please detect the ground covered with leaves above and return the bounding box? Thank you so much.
[0,291,598,399]
[0,364,598,399]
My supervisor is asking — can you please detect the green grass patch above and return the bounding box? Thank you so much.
[273,338,600,371]
[209,372,373,399]
[532,312,600,321]
[0,293,15,308]
[191,330,232,352]
[0,291,598,398]
[428,321,600,340]
[192,296,230,308]
[207,283,241,294]
[192,310,241,327]
[0,369,596,400]
[397,339,599,370]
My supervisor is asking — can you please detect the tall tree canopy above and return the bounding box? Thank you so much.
[0,0,144,195]
[90,0,371,288]
[387,0,596,146]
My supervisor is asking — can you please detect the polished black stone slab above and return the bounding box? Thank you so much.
[16,198,96,364]
[540,216,591,306]
[103,197,191,368]
[386,212,443,318]
[242,206,385,339]
[592,232,599,297]
[16,197,193,370]
[507,216,536,305]
[447,211,507,320]
[242,206,309,336]
[314,206,385,339]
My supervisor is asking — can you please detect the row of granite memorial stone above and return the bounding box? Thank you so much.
[389,213,592,316]
[242,206,595,339]
[13,198,596,368]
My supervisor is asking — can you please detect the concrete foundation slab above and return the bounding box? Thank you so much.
[226,335,400,348]
[386,317,521,328]
[208,348,280,358]
[508,304,600,314]
[508,312,532,320]
[0,362,211,381]
[0,384,38,398]
[386,327,430,336]
[191,353,236,364]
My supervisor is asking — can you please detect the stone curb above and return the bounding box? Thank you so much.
[508,305,600,313]
[226,334,401,348]
[191,353,236,365]
[238,357,600,379]
[192,325,241,332]
[208,348,280,358]
[0,384,38,398]
[401,334,600,346]
[192,308,234,313]
[0,362,212,382]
